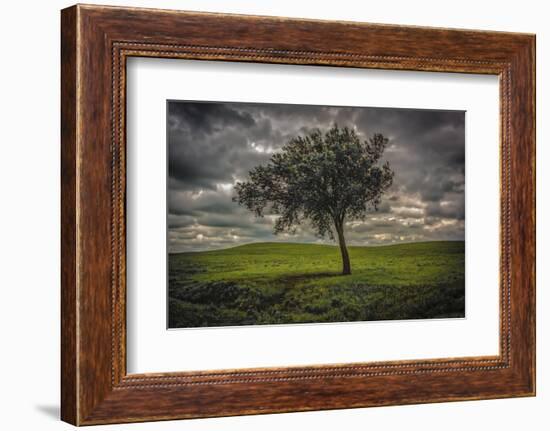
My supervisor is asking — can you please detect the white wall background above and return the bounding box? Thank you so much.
[0,0,546,429]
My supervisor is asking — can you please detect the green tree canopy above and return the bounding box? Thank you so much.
[233,124,394,275]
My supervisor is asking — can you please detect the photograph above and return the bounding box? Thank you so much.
[167,101,466,328]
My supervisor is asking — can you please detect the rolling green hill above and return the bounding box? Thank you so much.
[168,241,465,328]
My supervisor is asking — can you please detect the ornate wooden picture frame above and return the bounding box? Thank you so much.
[61,4,535,425]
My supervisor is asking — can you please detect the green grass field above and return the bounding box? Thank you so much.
[168,241,465,328]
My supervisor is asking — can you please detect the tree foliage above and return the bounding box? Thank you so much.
[233,124,394,274]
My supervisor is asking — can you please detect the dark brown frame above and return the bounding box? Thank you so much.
[61,4,536,426]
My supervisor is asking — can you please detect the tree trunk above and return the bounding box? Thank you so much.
[335,222,351,275]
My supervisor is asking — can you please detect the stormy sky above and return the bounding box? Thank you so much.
[167,101,465,253]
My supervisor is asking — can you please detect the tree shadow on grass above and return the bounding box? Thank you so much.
[274,271,342,287]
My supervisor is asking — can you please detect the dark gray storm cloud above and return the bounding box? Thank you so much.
[167,101,465,252]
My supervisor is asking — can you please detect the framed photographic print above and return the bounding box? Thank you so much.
[61,4,535,425]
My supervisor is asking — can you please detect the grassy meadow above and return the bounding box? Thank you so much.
[168,241,465,328]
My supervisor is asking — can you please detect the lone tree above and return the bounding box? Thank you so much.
[233,125,394,275]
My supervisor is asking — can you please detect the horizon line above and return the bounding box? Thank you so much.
[169,239,465,255]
